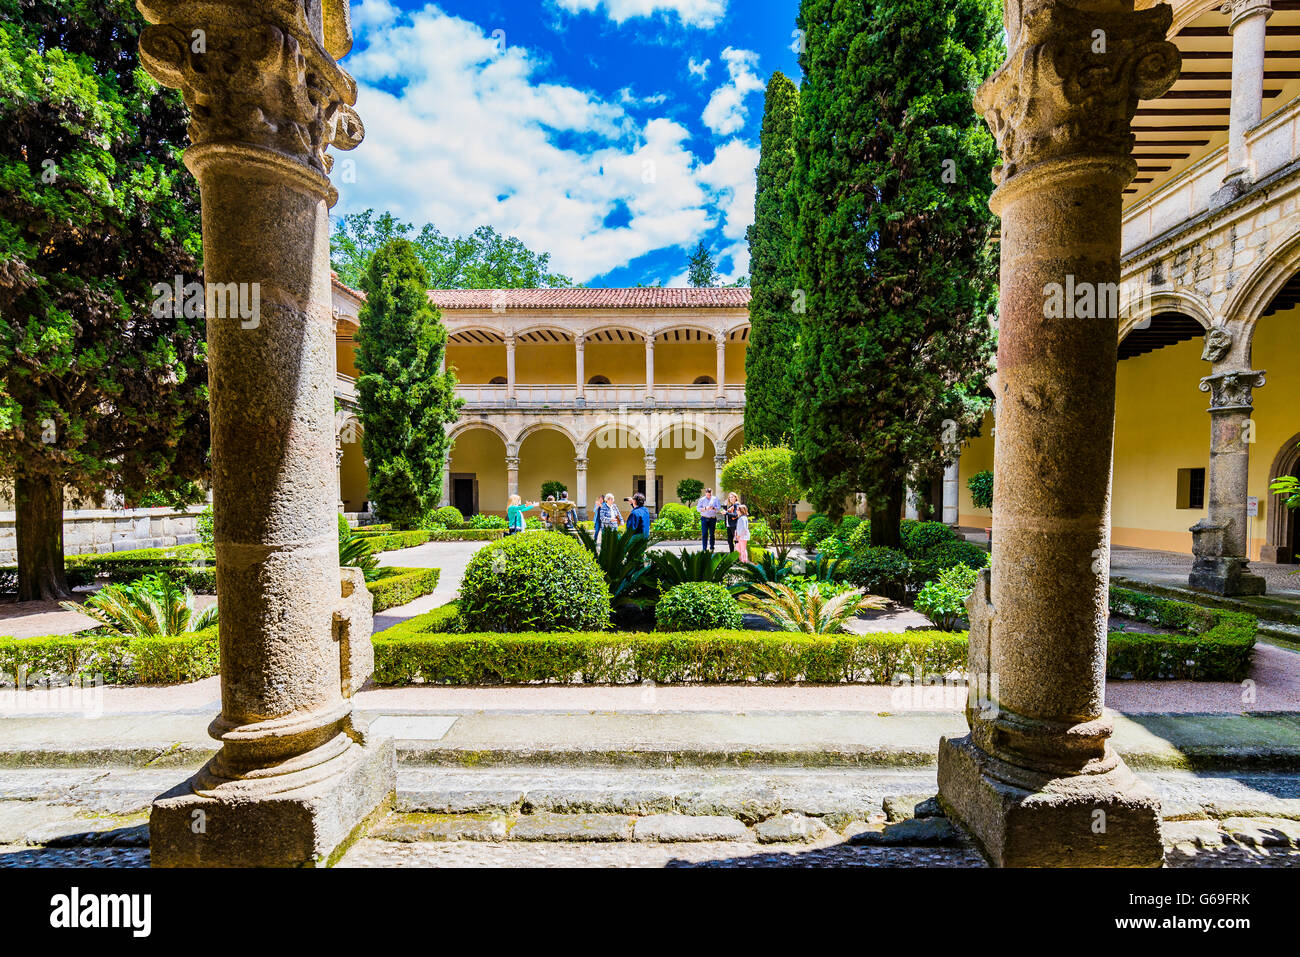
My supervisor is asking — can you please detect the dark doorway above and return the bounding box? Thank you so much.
[452,474,477,517]
[634,475,664,514]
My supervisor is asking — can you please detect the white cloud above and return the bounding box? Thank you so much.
[701,47,764,136]
[337,1,747,284]
[552,0,728,28]
[687,57,711,80]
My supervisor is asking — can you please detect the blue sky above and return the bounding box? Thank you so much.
[333,0,803,287]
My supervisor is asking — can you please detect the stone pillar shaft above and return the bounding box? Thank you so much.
[715,336,727,400]
[440,461,451,509]
[1190,369,1267,595]
[714,454,727,494]
[1227,0,1272,179]
[643,455,657,513]
[137,0,393,867]
[645,337,656,402]
[575,334,585,401]
[942,458,960,526]
[506,454,520,501]
[936,0,1180,868]
[505,334,517,402]
[575,456,589,520]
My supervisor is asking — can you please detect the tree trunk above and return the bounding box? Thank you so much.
[870,482,906,550]
[15,473,73,602]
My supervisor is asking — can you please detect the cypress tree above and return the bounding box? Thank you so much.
[355,240,462,527]
[790,0,1002,547]
[744,71,801,446]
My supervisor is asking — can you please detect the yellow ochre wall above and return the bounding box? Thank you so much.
[449,429,508,515]
[958,305,1299,559]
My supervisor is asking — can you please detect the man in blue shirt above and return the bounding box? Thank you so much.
[625,492,651,539]
[696,487,722,552]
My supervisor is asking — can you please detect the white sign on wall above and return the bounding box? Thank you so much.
[1247,496,1260,518]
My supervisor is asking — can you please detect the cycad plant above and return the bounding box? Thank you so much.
[63,574,218,638]
[576,525,653,609]
[741,582,887,634]
[339,520,380,582]
[649,548,739,590]
[734,551,794,596]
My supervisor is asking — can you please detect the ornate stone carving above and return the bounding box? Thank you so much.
[1201,322,1234,363]
[975,1,1180,181]
[138,0,364,175]
[1220,0,1272,29]
[1200,369,1266,412]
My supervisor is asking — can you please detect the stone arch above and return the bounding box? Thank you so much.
[1262,432,1300,564]
[1119,288,1214,341]
[651,420,721,451]
[1227,231,1300,349]
[513,420,581,449]
[582,421,648,452]
[444,324,508,342]
[448,419,510,446]
[583,325,647,342]
[723,423,745,450]
[650,323,718,343]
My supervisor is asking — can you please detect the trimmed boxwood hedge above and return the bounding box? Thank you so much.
[0,587,1256,687]
[0,627,220,686]
[371,627,969,685]
[367,567,440,612]
[357,529,505,549]
[1107,586,1255,681]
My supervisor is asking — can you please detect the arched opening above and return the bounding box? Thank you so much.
[446,329,505,383]
[1263,433,1300,565]
[588,375,612,385]
[654,327,715,384]
[587,424,644,513]
[515,327,575,385]
[656,424,717,507]
[1113,312,1210,554]
[448,426,508,516]
[583,327,645,385]
[517,426,578,512]
[488,376,507,385]
[693,375,716,385]
[339,421,369,513]
[725,428,745,460]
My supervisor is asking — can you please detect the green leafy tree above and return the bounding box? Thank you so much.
[676,478,704,504]
[790,0,1002,548]
[332,211,573,291]
[720,444,806,558]
[745,71,801,446]
[0,0,208,600]
[687,241,718,288]
[355,240,462,527]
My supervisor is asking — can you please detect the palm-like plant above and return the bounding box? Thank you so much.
[339,525,380,582]
[733,551,794,596]
[63,574,218,638]
[740,582,887,634]
[577,525,653,608]
[649,548,739,590]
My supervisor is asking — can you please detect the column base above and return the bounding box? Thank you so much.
[150,728,395,868]
[1189,556,1267,596]
[1210,171,1248,210]
[937,734,1163,868]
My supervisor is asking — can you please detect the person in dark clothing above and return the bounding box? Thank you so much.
[625,492,651,539]
[723,492,741,552]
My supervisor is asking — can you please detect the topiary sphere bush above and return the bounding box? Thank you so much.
[901,520,957,557]
[845,546,912,600]
[658,502,697,532]
[433,505,465,529]
[656,581,744,632]
[459,533,611,632]
[801,515,834,550]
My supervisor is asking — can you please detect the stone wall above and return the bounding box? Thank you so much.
[0,506,206,565]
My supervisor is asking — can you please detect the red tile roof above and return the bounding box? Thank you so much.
[330,274,750,310]
[427,287,751,310]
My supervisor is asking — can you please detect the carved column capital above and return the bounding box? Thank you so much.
[505,456,520,471]
[977,1,1180,184]
[138,0,364,180]
[1200,369,1266,413]
[574,456,589,470]
[1221,0,1272,30]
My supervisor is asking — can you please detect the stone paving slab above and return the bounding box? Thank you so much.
[509,812,634,842]
[633,814,751,842]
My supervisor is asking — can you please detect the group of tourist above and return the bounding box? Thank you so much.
[505,486,751,560]
[695,488,750,561]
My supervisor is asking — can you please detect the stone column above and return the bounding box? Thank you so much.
[643,453,657,515]
[1223,0,1273,190]
[504,333,517,404]
[575,333,586,405]
[506,454,520,501]
[905,486,920,522]
[937,0,1180,868]
[715,334,727,403]
[575,455,589,521]
[645,336,656,404]
[1190,369,1268,595]
[440,460,451,509]
[942,457,960,526]
[138,0,393,867]
[336,446,345,513]
[715,453,727,494]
